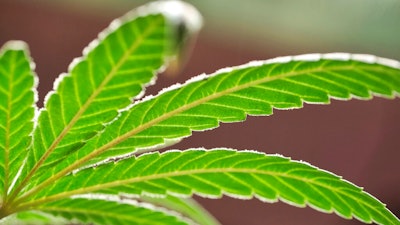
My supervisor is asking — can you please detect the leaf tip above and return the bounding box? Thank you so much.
[147,0,203,33]
[1,40,29,53]
[151,0,203,76]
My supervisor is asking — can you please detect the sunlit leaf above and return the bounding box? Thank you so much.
[32,53,400,187]
[0,41,36,200]
[28,149,399,225]
[0,1,398,224]
[11,1,181,199]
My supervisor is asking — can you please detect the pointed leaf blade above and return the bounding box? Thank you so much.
[0,41,36,199]
[33,12,168,170]
[95,54,400,160]
[13,1,200,196]
[36,54,400,178]
[27,149,400,225]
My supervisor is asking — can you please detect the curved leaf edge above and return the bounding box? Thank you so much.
[135,148,400,225]
[142,53,400,105]
[42,0,202,110]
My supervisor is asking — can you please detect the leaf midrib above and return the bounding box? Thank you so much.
[10,18,163,202]
[90,63,394,160]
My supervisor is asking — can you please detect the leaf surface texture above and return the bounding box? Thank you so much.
[33,54,400,187]
[0,42,36,200]
[29,149,400,225]
[15,11,172,196]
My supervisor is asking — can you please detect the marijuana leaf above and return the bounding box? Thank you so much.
[28,53,400,192]
[0,41,36,202]
[22,149,400,225]
[10,0,199,201]
[24,13,167,183]
[0,1,399,225]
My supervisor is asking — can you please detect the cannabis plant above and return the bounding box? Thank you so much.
[0,1,399,224]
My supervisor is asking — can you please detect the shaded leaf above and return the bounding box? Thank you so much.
[5,211,71,225]
[38,197,189,225]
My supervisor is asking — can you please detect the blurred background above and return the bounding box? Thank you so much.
[1,0,399,224]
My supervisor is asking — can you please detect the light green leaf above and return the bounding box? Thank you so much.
[11,3,178,198]
[38,198,189,225]
[0,41,36,200]
[29,53,400,190]
[139,195,220,225]
[92,54,400,161]
[32,14,167,170]
[23,149,399,225]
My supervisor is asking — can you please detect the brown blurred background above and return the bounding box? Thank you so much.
[1,0,399,224]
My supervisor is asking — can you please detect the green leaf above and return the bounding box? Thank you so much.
[34,13,167,169]
[24,149,400,225]
[90,54,400,161]
[0,41,36,200]
[30,53,400,189]
[12,4,176,197]
[38,197,189,225]
[139,195,220,225]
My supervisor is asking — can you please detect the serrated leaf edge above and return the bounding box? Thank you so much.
[18,148,400,224]
[16,52,400,205]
